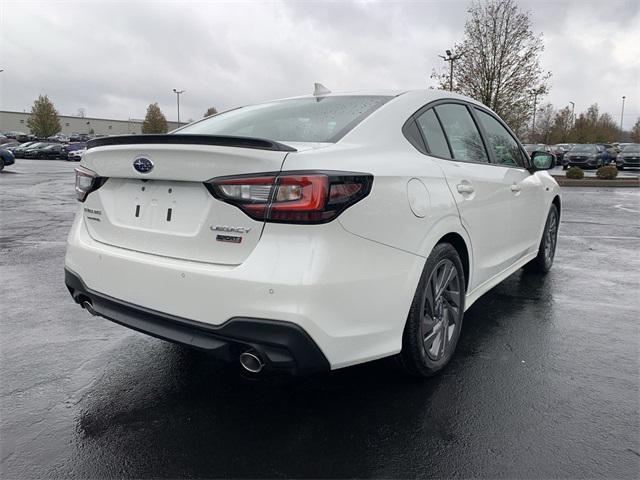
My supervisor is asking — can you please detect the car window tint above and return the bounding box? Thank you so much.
[474,109,525,167]
[415,109,451,158]
[435,104,488,163]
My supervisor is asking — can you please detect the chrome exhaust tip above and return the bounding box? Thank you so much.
[81,300,97,316]
[239,351,264,373]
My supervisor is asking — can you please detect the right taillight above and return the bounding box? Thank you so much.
[75,166,106,202]
[205,171,373,224]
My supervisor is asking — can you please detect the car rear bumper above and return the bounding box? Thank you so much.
[64,211,424,370]
[65,268,329,374]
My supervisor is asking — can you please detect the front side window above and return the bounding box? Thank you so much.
[435,104,488,163]
[176,95,392,143]
[416,109,451,159]
[475,109,526,167]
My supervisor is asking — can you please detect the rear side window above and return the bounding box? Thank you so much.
[176,95,392,143]
[435,104,488,163]
[416,109,451,159]
[474,109,527,167]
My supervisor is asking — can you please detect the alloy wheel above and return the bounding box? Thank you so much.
[420,259,461,361]
[544,210,558,264]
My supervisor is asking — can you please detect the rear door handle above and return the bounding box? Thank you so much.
[457,184,475,194]
[510,184,522,192]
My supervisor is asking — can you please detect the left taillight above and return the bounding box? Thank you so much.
[75,166,105,202]
[205,171,373,224]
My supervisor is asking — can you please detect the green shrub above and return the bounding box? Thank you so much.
[566,166,584,179]
[596,165,618,180]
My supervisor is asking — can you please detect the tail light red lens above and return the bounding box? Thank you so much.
[205,171,373,224]
[75,166,106,202]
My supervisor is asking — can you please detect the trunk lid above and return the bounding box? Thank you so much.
[80,140,290,265]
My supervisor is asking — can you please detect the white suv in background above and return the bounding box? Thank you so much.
[65,89,560,377]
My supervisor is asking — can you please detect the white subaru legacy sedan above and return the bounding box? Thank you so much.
[65,89,560,377]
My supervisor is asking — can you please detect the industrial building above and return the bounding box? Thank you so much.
[0,111,185,136]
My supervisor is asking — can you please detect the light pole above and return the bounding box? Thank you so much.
[620,96,626,135]
[438,49,463,91]
[530,86,546,140]
[172,88,185,126]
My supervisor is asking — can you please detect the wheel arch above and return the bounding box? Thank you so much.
[552,195,561,218]
[436,232,470,291]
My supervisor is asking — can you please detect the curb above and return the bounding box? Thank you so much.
[551,176,640,187]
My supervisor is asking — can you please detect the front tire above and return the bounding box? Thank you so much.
[399,243,466,377]
[524,204,559,274]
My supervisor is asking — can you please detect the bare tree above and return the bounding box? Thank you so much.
[432,0,551,136]
[532,103,554,143]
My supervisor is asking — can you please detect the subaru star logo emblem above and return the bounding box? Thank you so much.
[133,157,153,173]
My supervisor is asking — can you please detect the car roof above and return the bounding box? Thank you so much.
[268,88,483,106]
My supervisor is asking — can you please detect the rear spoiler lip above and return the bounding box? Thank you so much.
[85,134,297,152]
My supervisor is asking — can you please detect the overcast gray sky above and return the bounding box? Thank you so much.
[1,0,638,129]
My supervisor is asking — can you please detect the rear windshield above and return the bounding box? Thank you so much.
[176,95,392,143]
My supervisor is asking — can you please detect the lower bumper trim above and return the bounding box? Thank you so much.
[65,268,329,374]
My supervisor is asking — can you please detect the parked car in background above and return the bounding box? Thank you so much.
[3,131,25,140]
[562,144,605,169]
[65,89,560,377]
[47,134,70,143]
[0,148,15,171]
[615,144,640,170]
[69,133,91,142]
[524,144,556,166]
[551,143,572,162]
[35,143,67,159]
[0,141,21,149]
[23,143,56,159]
[66,148,86,162]
[11,142,44,158]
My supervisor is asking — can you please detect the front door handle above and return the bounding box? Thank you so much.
[510,184,522,192]
[456,183,475,194]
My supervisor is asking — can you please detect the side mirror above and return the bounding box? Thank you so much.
[530,151,555,171]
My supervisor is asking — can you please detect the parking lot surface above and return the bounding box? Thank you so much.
[1,160,639,479]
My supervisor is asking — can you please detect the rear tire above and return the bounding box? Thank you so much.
[0,160,4,171]
[398,243,466,377]
[524,204,559,274]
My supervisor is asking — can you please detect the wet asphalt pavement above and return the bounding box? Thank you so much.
[1,160,639,479]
